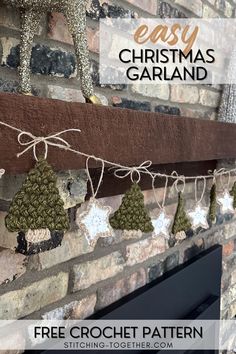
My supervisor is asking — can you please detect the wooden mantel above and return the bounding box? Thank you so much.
[0,92,236,175]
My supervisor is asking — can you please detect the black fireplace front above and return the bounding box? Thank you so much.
[42,245,222,354]
[93,245,222,322]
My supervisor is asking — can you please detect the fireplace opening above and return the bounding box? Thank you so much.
[40,245,222,354]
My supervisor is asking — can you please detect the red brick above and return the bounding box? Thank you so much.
[48,13,73,45]
[42,294,97,320]
[223,240,235,257]
[0,5,20,30]
[180,107,216,121]
[171,85,199,104]
[72,252,125,292]
[0,249,26,285]
[48,13,99,53]
[111,96,122,105]
[47,85,84,102]
[126,236,166,266]
[125,0,157,15]
[175,0,202,16]
[87,27,100,53]
[96,269,146,310]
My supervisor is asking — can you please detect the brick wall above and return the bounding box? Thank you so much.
[0,0,236,326]
[1,0,233,115]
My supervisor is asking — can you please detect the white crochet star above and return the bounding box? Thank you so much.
[152,210,171,238]
[217,190,234,214]
[77,198,113,247]
[188,204,209,230]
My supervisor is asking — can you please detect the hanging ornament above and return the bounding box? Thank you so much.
[76,157,113,247]
[217,172,234,214]
[189,204,209,230]
[209,181,217,223]
[110,163,154,233]
[110,183,154,233]
[172,179,191,235]
[5,158,69,255]
[77,198,113,247]
[188,177,209,230]
[217,190,234,214]
[151,176,171,238]
[152,210,171,238]
[230,181,236,209]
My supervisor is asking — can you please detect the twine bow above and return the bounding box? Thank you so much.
[17,129,81,160]
[113,160,152,184]
[0,119,236,188]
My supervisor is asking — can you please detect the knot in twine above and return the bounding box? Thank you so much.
[113,160,152,184]
[17,129,81,160]
[173,174,186,194]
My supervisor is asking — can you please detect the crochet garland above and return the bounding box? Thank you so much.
[6,158,69,233]
[209,183,217,223]
[231,182,236,209]
[0,120,236,252]
[110,183,154,233]
[5,159,69,255]
[172,192,191,235]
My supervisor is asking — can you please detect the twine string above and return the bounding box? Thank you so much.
[152,175,161,210]
[212,169,217,184]
[227,171,231,190]
[16,129,81,161]
[152,175,169,210]
[86,156,105,198]
[219,168,231,191]
[174,176,186,194]
[194,176,207,204]
[162,176,169,208]
[113,160,152,184]
[0,120,236,183]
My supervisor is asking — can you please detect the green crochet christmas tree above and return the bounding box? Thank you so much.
[230,181,236,209]
[209,183,217,222]
[5,158,69,232]
[172,192,191,235]
[110,183,154,233]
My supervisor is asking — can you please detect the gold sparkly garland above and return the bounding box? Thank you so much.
[1,0,100,103]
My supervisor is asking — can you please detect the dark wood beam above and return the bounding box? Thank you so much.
[0,92,235,174]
